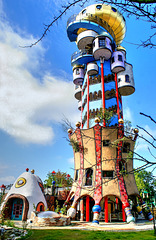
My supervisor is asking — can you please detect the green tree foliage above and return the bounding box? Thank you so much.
[44,170,73,188]
[96,108,117,126]
[134,170,156,204]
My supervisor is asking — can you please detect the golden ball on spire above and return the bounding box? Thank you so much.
[95,117,101,123]
[75,122,81,128]
[68,128,73,134]
[118,118,124,124]
[134,128,139,134]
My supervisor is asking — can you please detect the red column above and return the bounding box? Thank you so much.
[120,96,123,119]
[122,203,126,222]
[81,87,84,128]
[101,59,106,127]
[80,198,84,221]
[104,196,108,223]
[87,74,90,129]
[115,73,120,120]
[86,196,90,222]
[116,197,118,210]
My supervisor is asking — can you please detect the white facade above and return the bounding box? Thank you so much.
[73,66,84,85]
[77,30,98,50]
[117,62,135,96]
[93,34,112,60]
[87,62,98,75]
[1,171,47,219]
[111,51,125,73]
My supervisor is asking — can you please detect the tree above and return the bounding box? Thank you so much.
[134,169,156,205]
[44,170,73,189]
[27,0,156,48]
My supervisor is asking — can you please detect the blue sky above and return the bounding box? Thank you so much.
[0,0,156,185]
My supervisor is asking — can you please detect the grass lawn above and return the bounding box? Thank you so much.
[22,229,156,240]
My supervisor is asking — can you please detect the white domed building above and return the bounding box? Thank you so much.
[0,169,47,221]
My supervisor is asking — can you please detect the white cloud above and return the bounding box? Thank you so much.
[123,107,133,123]
[0,176,15,184]
[0,164,8,174]
[68,157,74,164]
[0,8,80,144]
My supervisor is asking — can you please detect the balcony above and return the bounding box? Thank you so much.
[74,85,82,100]
[71,49,94,65]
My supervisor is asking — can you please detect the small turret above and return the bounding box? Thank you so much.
[111,51,125,73]
[117,62,135,96]
[87,62,98,75]
[93,33,112,60]
[73,65,84,85]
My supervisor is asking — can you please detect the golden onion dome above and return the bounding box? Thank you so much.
[76,4,126,45]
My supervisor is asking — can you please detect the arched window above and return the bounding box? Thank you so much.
[98,90,102,99]
[75,170,79,181]
[36,202,44,212]
[108,74,112,82]
[76,68,80,75]
[118,55,123,62]
[89,92,93,101]
[93,109,96,117]
[94,91,98,100]
[85,168,93,186]
[125,75,130,83]
[89,76,93,85]
[97,75,101,83]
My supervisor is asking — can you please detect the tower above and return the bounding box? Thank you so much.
[66,4,153,223]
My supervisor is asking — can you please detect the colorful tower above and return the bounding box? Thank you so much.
[66,4,153,223]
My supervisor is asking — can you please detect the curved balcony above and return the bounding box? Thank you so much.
[67,13,115,43]
[78,100,82,111]
[77,30,98,50]
[75,85,82,100]
[71,49,95,65]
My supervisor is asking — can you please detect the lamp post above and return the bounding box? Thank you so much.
[51,171,56,196]
[152,203,156,235]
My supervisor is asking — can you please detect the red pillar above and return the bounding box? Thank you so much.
[115,73,120,120]
[101,59,106,127]
[120,96,123,119]
[80,198,84,221]
[104,196,108,223]
[87,74,90,129]
[122,204,126,222]
[81,87,84,128]
[116,197,118,210]
[86,196,90,222]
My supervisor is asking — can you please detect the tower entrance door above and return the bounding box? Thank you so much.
[11,198,23,220]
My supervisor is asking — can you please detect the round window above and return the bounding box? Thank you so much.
[15,177,26,188]
[82,9,86,14]
[111,7,117,12]
[96,5,102,10]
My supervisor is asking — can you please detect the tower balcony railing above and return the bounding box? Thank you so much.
[71,49,93,63]
[67,13,115,41]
